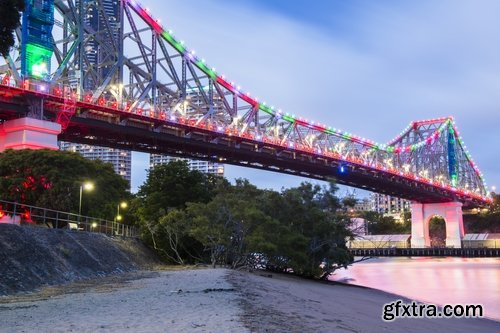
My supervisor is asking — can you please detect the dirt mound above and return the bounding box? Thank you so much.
[0,224,160,295]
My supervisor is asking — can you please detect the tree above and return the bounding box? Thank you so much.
[429,216,446,247]
[135,169,353,279]
[135,161,227,263]
[136,161,224,223]
[363,211,410,234]
[463,196,500,234]
[318,182,341,213]
[490,193,500,213]
[0,0,25,57]
[401,210,412,228]
[187,183,274,268]
[0,149,130,222]
[341,196,358,211]
[258,182,353,278]
[144,209,195,264]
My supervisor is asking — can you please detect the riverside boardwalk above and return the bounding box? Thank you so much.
[0,268,498,333]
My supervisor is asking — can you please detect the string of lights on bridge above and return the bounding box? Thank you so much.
[0,0,491,204]
[0,73,491,204]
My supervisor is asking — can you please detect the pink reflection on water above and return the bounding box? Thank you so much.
[329,257,500,321]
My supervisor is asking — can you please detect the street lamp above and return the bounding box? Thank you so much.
[115,201,128,222]
[114,201,127,236]
[79,182,94,216]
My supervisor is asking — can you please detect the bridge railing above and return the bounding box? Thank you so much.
[0,199,138,238]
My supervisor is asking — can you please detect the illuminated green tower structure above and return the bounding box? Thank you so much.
[21,0,55,79]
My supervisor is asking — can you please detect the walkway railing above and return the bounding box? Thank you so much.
[349,247,499,257]
[0,199,138,238]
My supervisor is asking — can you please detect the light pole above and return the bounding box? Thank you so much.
[114,201,127,236]
[78,182,95,216]
[115,201,128,222]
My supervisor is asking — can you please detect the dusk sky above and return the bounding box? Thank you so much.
[130,0,500,195]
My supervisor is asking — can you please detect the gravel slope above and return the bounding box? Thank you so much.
[0,224,159,295]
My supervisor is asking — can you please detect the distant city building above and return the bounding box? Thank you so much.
[372,193,410,214]
[60,142,131,185]
[353,198,373,212]
[150,155,224,176]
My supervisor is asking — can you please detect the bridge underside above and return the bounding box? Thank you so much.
[62,116,476,206]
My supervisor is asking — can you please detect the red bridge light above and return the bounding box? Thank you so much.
[1,76,10,85]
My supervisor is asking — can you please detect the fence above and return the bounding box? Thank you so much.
[0,199,138,238]
[349,247,500,258]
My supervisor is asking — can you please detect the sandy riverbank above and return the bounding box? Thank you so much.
[0,268,497,332]
[231,270,499,332]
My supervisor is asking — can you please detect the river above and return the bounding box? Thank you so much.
[329,257,499,321]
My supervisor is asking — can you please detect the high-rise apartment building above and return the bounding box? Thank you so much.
[61,1,131,188]
[371,193,410,214]
[149,155,224,176]
[60,142,131,183]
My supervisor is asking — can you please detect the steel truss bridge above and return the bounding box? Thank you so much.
[0,0,491,207]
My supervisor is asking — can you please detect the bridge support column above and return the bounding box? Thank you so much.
[411,202,464,248]
[0,118,61,152]
[411,203,429,248]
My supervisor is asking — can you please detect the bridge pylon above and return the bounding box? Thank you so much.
[411,202,464,248]
[0,118,61,152]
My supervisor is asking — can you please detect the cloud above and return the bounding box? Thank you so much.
[131,0,499,192]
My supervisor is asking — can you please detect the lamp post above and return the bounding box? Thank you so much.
[78,182,94,216]
[115,201,128,222]
[114,201,127,236]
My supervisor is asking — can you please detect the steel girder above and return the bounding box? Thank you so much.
[387,118,486,196]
